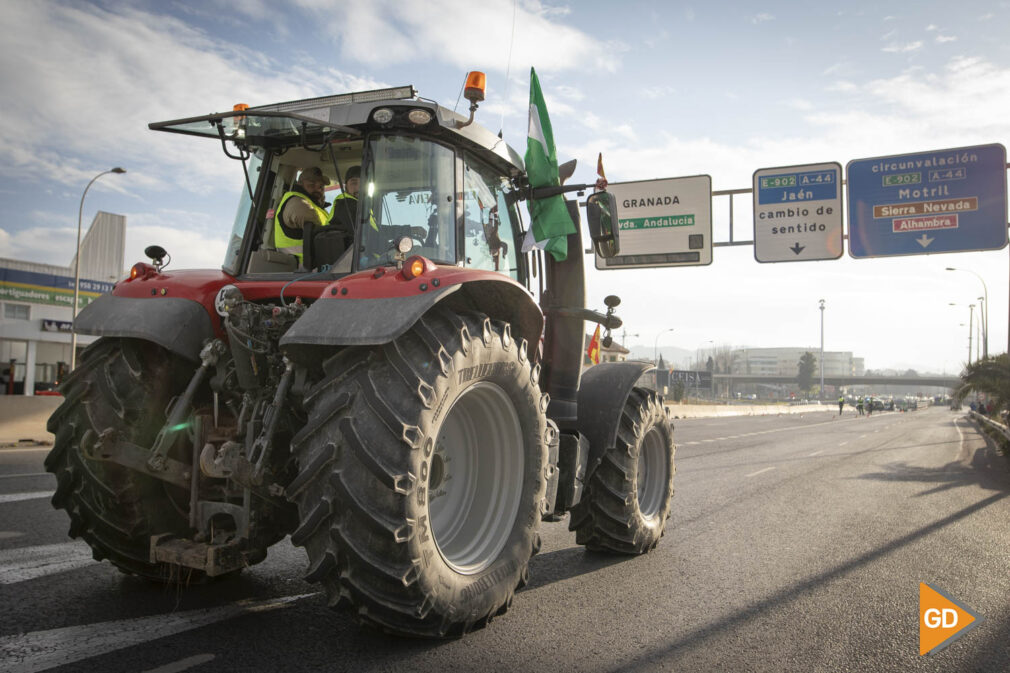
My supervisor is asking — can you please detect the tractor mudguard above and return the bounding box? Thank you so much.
[577,360,655,481]
[280,277,543,351]
[74,294,214,362]
[281,285,459,347]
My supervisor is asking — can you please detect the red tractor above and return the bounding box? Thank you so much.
[46,77,676,637]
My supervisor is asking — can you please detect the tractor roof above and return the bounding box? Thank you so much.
[151,84,525,176]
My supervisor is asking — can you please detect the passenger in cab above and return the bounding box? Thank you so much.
[274,167,331,261]
[329,165,360,230]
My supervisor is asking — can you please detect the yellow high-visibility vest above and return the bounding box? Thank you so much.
[273,191,329,259]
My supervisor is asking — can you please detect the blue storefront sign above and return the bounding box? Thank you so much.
[847,144,1007,258]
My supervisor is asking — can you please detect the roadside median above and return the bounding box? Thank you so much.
[665,401,830,419]
[0,396,61,447]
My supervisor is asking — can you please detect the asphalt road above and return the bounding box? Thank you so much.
[2,405,1009,672]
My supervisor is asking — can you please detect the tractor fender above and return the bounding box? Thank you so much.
[280,275,543,354]
[576,360,655,481]
[73,294,214,362]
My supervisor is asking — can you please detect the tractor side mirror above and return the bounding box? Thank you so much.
[586,192,619,258]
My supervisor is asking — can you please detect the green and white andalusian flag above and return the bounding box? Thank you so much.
[525,67,576,261]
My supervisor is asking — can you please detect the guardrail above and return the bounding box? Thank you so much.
[968,410,1010,443]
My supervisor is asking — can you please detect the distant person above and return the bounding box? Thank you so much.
[838,396,845,416]
[866,397,873,416]
[856,398,864,416]
[969,401,977,413]
[274,166,331,262]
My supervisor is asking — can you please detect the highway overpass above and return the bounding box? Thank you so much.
[712,373,959,389]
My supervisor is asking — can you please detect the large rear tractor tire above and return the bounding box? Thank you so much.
[287,310,548,637]
[569,387,675,554]
[45,338,287,581]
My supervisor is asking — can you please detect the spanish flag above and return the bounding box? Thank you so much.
[586,324,601,365]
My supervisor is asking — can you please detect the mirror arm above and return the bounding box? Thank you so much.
[545,306,623,330]
[525,183,595,201]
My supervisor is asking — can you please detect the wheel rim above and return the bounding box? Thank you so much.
[429,382,525,575]
[636,426,668,520]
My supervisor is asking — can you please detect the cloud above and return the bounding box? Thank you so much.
[925,24,938,31]
[825,80,857,92]
[935,35,957,43]
[752,13,774,24]
[882,41,924,53]
[0,2,385,196]
[642,85,677,100]
[786,98,814,111]
[304,0,622,75]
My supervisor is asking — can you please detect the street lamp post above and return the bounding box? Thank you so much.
[946,267,988,358]
[71,167,126,370]
[653,328,675,364]
[968,304,974,366]
[950,302,976,366]
[819,299,825,401]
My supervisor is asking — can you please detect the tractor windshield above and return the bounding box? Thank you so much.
[358,134,457,268]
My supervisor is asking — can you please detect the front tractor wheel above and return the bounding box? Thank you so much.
[569,387,675,554]
[288,310,548,637]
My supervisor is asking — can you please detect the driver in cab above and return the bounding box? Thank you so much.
[274,166,330,262]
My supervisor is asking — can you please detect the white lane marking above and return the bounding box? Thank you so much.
[140,654,216,673]
[0,473,51,480]
[682,441,700,446]
[839,441,848,446]
[746,467,775,478]
[701,439,714,443]
[0,542,94,584]
[0,492,51,504]
[0,531,25,540]
[0,594,315,673]
[808,450,823,456]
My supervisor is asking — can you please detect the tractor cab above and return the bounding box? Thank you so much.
[150,86,527,284]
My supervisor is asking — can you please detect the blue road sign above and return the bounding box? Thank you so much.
[847,144,1007,258]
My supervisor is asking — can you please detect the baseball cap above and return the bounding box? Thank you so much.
[299,166,331,185]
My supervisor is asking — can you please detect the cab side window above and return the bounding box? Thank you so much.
[462,157,520,279]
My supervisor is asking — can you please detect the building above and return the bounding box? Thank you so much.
[0,212,125,395]
[731,347,864,377]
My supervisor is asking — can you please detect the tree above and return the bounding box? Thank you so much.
[672,380,685,402]
[955,354,1010,413]
[797,352,817,395]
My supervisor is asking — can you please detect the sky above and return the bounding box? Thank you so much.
[1,0,1009,374]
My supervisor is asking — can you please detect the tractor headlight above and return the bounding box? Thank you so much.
[372,108,394,124]
[407,109,432,125]
[214,284,243,317]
